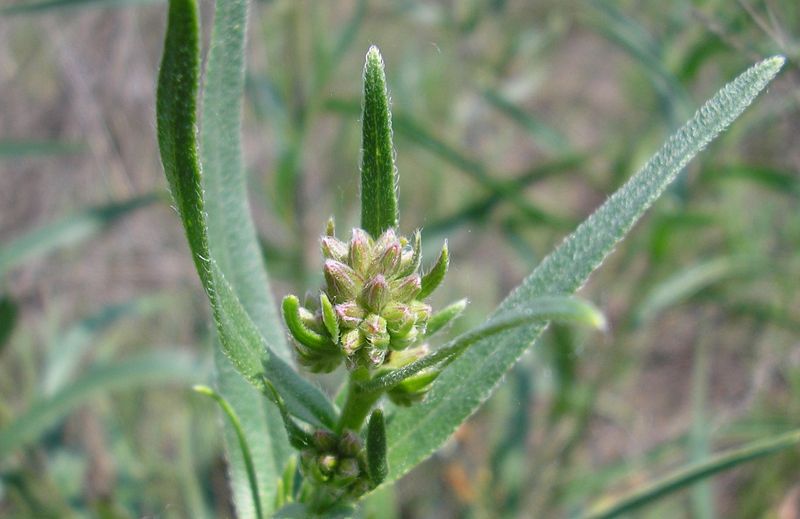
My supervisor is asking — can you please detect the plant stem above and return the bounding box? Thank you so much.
[336,369,382,433]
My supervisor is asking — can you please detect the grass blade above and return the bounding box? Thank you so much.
[0,140,83,157]
[0,194,157,280]
[360,46,399,237]
[0,295,18,353]
[0,351,199,458]
[381,56,785,484]
[582,428,800,519]
[194,384,264,519]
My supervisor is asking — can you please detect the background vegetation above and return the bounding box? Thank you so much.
[1,0,799,517]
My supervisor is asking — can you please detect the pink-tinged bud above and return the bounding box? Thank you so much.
[373,228,400,253]
[389,326,418,350]
[360,314,390,350]
[361,274,391,312]
[335,457,360,482]
[390,274,422,302]
[340,329,362,355]
[408,300,432,323]
[361,346,387,368]
[370,239,401,277]
[338,430,363,457]
[334,302,365,329]
[324,260,361,302]
[382,302,415,335]
[321,236,348,262]
[348,228,372,275]
[313,429,338,452]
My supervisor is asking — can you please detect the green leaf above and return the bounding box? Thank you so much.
[360,46,398,237]
[0,0,156,15]
[635,256,753,325]
[193,384,265,519]
[0,352,199,458]
[359,296,605,394]
[41,295,167,395]
[0,295,18,353]
[156,0,336,429]
[199,0,292,514]
[380,56,785,485]
[366,409,388,486]
[0,140,83,156]
[582,428,800,519]
[0,194,157,280]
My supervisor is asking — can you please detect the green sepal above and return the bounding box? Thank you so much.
[320,292,340,343]
[425,298,468,338]
[418,240,448,299]
[398,229,422,277]
[366,409,388,486]
[282,295,329,350]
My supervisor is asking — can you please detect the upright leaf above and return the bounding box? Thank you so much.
[382,56,785,483]
[360,46,398,237]
[200,0,292,514]
[156,0,335,427]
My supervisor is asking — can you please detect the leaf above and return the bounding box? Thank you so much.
[156,0,336,428]
[582,428,800,519]
[360,46,399,237]
[366,409,388,486]
[0,352,199,458]
[380,56,785,485]
[0,140,83,156]
[0,194,157,280]
[0,295,18,353]
[635,256,753,325]
[42,295,167,395]
[200,0,293,514]
[193,384,265,519]
[0,0,156,15]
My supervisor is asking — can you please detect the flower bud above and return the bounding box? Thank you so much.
[348,228,373,275]
[408,300,432,323]
[361,274,391,313]
[340,328,362,356]
[383,302,415,336]
[334,457,361,484]
[390,274,421,302]
[370,237,402,277]
[321,236,348,262]
[338,430,363,457]
[318,453,338,476]
[313,429,338,452]
[360,346,387,368]
[335,302,365,329]
[324,260,361,302]
[360,314,389,349]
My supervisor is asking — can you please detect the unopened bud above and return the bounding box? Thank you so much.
[321,236,348,262]
[324,260,361,302]
[361,346,387,368]
[398,229,422,276]
[370,238,401,277]
[340,329,362,355]
[360,314,389,349]
[338,430,363,457]
[361,274,391,313]
[335,457,361,484]
[313,429,338,452]
[348,228,373,275]
[335,302,365,329]
[318,453,338,476]
[391,274,421,302]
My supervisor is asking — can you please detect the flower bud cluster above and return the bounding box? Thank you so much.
[299,428,372,499]
[283,221,450,373]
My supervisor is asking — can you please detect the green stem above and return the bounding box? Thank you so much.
[336,369,382,433]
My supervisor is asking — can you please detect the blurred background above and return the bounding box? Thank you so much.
[1,0,799,517]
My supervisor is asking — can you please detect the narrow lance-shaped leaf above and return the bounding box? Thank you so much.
[359,296,606,394]
[366,409,388,486]
[0,352,199,458]
[156,0,337,428]
[193,385,265,519]
[583,428,800,519]
[360,46,398,237]
[381,56,785,484]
